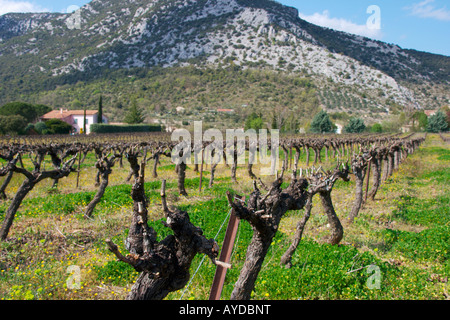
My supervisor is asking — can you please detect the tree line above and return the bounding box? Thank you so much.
[245,108,449,134]
[0,96,151,136]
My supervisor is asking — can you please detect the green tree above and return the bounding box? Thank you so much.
[124,101,145,124]
[344,117,366,133]
[0,102,37,123]
[412,111,428,131]
[309,110,334,133]
[71,99,82,109]
[98,95,103,124]
[245,112,264,131]
[371,123,383,133]
[0,115,27,135]
[426,110,448,133]
[33,104,52,118]
[271,115,277,130]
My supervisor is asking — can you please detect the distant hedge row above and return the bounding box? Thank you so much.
[90,124,163,134]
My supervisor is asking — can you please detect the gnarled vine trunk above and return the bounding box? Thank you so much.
[280,194,313,268]
[368,152,382,201]
[0,150,78,240]
[107,144,219,300]
[227,177,309,300]
[0,179,35,240]
[84,168,111,218]
[107,162,219,300]
[320,191,343,245]
[280,164,350,268]
[348,154,369,223]
[176,161,187,196]
[0,170,13,200]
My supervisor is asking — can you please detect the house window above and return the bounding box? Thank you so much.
[74,119,78,125]
[85,119,89,125]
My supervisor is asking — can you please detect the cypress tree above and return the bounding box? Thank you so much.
[124,100,145,124]
[98,95,103,124]
[83,106,87,134]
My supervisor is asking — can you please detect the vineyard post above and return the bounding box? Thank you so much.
[76,146,82,189]
[199,147,204,192]
[209,195,245,300]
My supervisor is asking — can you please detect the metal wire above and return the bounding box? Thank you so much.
[178,208,233,300]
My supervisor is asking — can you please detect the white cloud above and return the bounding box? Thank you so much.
[299,10,383,40]
[406,0,450,21]
[0,0,48,16]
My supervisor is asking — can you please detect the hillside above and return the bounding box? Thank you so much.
[0,0,449,126]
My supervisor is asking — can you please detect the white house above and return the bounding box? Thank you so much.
[41,108,108,134]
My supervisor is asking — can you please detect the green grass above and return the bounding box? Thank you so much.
[0,176,235,220]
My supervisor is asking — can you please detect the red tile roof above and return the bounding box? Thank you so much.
[424,110,437,116]
[41,109,98,119]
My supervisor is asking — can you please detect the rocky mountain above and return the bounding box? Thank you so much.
[0,0,449,125]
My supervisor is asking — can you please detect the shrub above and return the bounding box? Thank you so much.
[0,115,28,135]
[34,122,48,134]
[309,110,334,133]
[44,119,73,134]
[90,124,162,134]
[427,110,448,133]
[371,123,383,133]
[344,117,366,133]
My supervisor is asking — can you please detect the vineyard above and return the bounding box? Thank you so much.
[0,131,449,300]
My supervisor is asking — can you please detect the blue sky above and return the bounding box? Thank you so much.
[0,0,449,56]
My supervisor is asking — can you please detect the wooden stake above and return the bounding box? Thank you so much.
[199,148,204,192]
[209,195,245,300]
[76,148,82,189]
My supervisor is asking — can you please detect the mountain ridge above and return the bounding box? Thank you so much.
[0,0,448,124]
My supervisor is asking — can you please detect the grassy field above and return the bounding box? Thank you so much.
[0,134,449,300]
